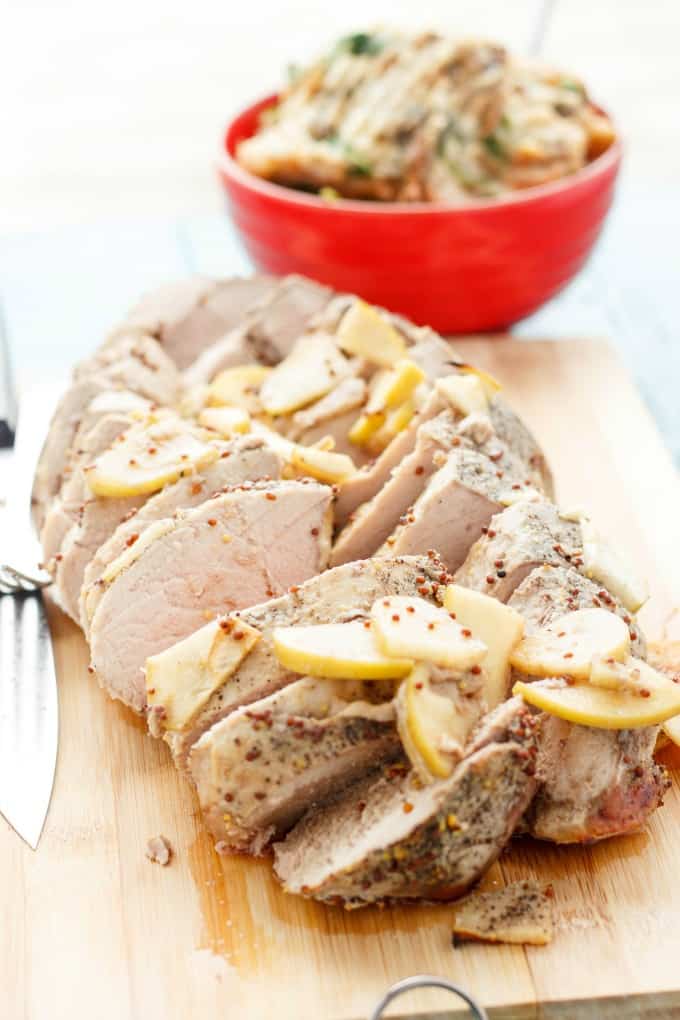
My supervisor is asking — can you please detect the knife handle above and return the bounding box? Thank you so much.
[0,305,17,448]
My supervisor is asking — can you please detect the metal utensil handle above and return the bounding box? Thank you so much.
[370,975,488,1020]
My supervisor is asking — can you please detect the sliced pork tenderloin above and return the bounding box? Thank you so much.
[380,447,541,572]
[190,678,400,854]
[121,276,277,368]
[88,479,333,712]
[79,436,282,632]
[163,554,451,765]
[73,332,182,406]
[506,563,664,842]
[273,698,537,907]
[33,337,181,525]
[455,501,584,602]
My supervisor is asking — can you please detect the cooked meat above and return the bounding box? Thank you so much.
[33,337,181,525]
[334,392,445,529]
[455,501,583,602]
[508,564,645,659]
[122,276,277,369]
[88,479,333,712]
[79,436,282,633]
[526,718,668,843]
[380,447,539,571]
[165,554,451,765]
[239,32,615,202]
[506,563,664,842]
[273,698,537,906]
[41,411,136,566]
[285,377,368,456]
[485,397,553,497]
[73,332,182,406]
[190,677,399,854]
[452,880,554,946]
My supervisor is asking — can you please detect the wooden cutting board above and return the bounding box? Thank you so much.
[4,339,680,1020]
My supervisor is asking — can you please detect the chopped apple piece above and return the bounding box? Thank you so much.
[498,486,544,507]
[207,364,271,414]
[663,714,680,747]
[336,300,407,367]
[365,359,426,414]
[510,608,629,680]
[260,334,351,415]
[371,596,487,670]
[436,374,488,417]
[443,584,524,708]
[290,444,356,484]
[198,406,251,436]
[85,417,218,498]
[347,410,386,446]
[514,661,680,728]
[589,654,648,693]
[146,617,260,732]
[273,620,413,680]
[367,398,416,454]
[395,664,467,780]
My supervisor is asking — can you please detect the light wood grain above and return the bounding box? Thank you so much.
[3,339,680,1020]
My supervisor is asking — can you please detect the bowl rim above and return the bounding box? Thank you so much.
[219,93,623,217]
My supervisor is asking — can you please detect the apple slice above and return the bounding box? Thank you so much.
[85,417,218,498]
[509,608,629,680]
[367,398,417,454]
[272,620,413,680]
[454,363,502,399]
[146,616,260,732]
[259,334,352,416]
[371,595,487,670]
[436,374,488,417]
[513,660,680,728]
[365,359,426,414]
[336,300,406,367]
[290,444,357,484]
[443,584,524,709]
[663,714,680,747]
[589,653,648,692]
[198,406,251,436]
[207,364,271,414]
[347,410,386,446]
[580,516,648,613]
[395,664,467,780]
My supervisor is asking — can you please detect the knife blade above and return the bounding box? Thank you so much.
[0,309,59,850]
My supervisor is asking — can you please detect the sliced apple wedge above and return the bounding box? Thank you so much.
[146,616,260,732]
[371,596,487,670]
[365,359,426,414]
[589,654,648,693]
[454,363,502,399]
[436,373,488,417]
[198,406,251,436]
[347,410,387,446]
[259,334,351,416]
[336,300,407,367]
[85,417,218,498]
[290,444,357,484]
[395,664,467,780]
[514,661,680,729]
[207,364,271,414]
[509,608,629,680]
[367,398,417,454]
[443,584,524,709]
[272,620,413,680]
[663,714,680,747]
[579,516,649,613]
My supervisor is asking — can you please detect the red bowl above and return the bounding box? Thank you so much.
[219,95,622,333]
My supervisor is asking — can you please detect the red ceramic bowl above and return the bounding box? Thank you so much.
[219,95,622,333]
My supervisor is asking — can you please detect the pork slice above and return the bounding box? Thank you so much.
[241,275,334,364]
[285,377,368,457]
[526,718,668,843]
[330,411,463,567]
[33,337,181,525]
[167,554,451,765]
[333,392,446,529]
[190,678,399,854]
[73,332,181,407]
[488,397,554,497]
[455,501,583,602]
[122,276,277,369]
[381,447,538,572]
[40,411,135,565]
[273,698,537,907]
[79,436,281,633]
[506,564,663,842]
[88,479,333,713]
[508,564,645,658]
[182,323,256,387]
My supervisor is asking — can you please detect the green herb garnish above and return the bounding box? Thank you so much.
[482,133,506,160]
[338,32,383,57]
